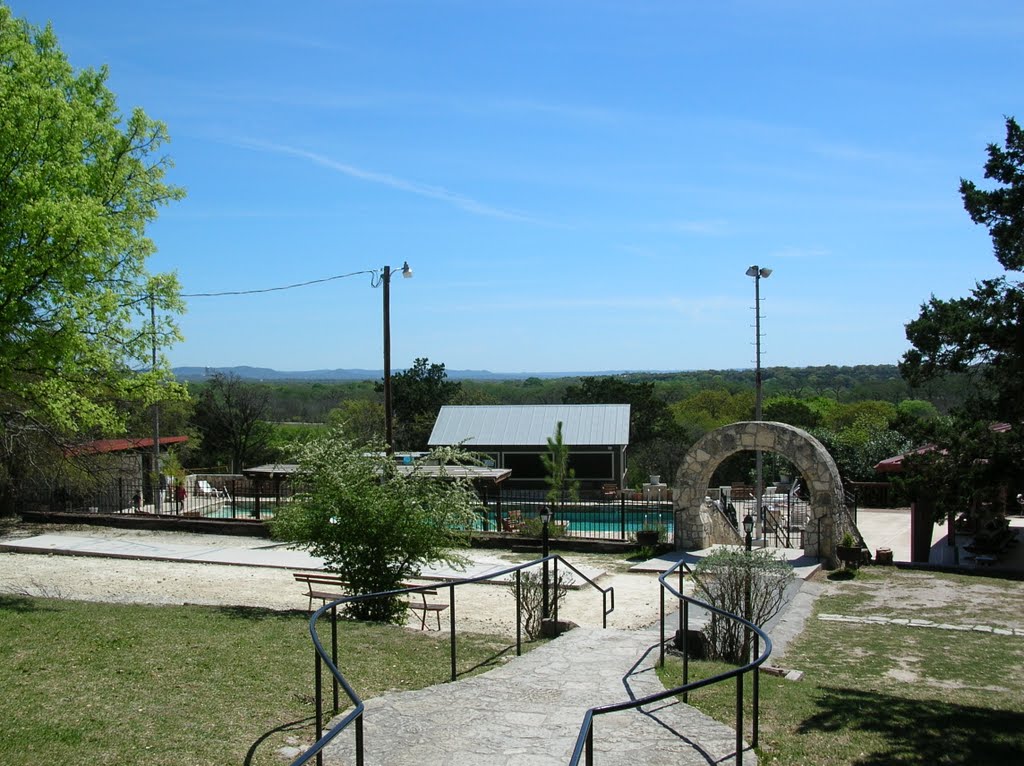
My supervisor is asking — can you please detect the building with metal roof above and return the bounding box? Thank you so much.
[428,404,630,490]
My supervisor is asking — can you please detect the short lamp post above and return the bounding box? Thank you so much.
[375,261,413,455]
[540,505,552,619]
[742,512,754,669]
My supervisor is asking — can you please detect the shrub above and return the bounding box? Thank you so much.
[518,517,568,539]
[508,568,572,639]
[270,434,479,623]
[691,548,794,663]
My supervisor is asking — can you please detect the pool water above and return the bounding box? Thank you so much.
[476,508,674,539]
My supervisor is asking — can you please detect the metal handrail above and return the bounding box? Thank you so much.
[568,557,772,766]
[290,554,615,766]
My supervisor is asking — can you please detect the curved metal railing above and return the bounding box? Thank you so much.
[568,557,772,766]
[289,554,615,766]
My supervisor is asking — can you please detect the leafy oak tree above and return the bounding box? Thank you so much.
[901,117,1024,423]
[382,357,461,451]
[191,373,274,473]
[900,117,1024,517]
[0,8,185,513]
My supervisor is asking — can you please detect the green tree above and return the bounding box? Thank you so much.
[901,117,1024,423]
[270,435,479,622]
[762,396,820,430]
[327,399,384,446]
[0,8,185,513]
[563,376,672,444]
[898,117,1024,514]
[540,421,579,506]
[191,373,274,472]
[671,389,755,433]
[383,357,461,450]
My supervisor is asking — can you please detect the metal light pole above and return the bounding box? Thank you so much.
[150,295,162,513]
[742,512,754,665]
[377,262,413,455]
[746,265,771,544]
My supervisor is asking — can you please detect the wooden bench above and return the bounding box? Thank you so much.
[292,572,448,630]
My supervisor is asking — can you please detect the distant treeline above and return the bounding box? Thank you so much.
[184,364,966,424]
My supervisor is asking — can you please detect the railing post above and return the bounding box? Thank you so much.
[515,569,522,655]
[586,722,594,766]
[331,605,339,712]
[659,579,665,668]
[736,672,744,766]
[682,599,689,702]
[355,713,364,766]
[753,633,760,748]
[315,647,324,766]
[449,582,457,682]
[620,491,626,540]
[553,557,560,634]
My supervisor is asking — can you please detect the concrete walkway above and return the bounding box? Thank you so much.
[320,626,756,766]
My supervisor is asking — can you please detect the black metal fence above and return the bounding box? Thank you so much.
[23,474,302,521]
[475,487,674,542]
[24,477,677,542]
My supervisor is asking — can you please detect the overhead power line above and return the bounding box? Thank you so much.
[181,269,376,298]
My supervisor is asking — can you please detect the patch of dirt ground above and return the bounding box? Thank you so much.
[820,568,1024,630]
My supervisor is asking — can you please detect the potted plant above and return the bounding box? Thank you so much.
[836,530,863,568]
[635,518,666,548]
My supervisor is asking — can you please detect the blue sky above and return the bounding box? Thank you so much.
[14,1,1023,374]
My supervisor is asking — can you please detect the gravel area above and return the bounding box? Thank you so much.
[0,525,664,636]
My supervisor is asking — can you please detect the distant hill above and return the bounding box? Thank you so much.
[171,365,650,382]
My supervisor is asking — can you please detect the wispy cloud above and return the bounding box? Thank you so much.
[236,139,545,224]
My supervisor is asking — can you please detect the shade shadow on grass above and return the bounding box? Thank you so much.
[454,643,517,678]
[0,595,59,613]
[799,685,1024,765]
[243,715,315,766]
[210,604,311,621]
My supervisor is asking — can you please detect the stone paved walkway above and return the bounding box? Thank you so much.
[320,627,757,766]
[818,613,1024,636]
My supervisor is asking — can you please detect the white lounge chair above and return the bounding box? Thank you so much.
[196,480,229,499]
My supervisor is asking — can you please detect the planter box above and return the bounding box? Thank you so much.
[836,545,865,568]
[636,529,661,547]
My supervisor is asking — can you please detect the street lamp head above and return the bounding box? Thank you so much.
[745,265,759,277]
[539,505,553,523]
[742,513,755,537]
[400,261,413,279]
[746,265,772,279]
[759,267,772,278]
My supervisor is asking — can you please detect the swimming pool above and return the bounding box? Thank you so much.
[475,508,674,540]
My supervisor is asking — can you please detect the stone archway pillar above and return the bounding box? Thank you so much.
[673,421,853,563]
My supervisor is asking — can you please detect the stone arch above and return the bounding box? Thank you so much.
[673,421,855,563]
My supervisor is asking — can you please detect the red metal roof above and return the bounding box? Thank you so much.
[65,435,189,457]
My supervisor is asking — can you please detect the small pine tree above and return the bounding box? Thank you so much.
[541,421,580,507]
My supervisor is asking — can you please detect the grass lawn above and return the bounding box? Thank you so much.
[659,568,1024,765]
[0,596,517,765]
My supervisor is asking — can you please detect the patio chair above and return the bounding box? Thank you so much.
[502,510,523,532]
[196,480,228,499]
